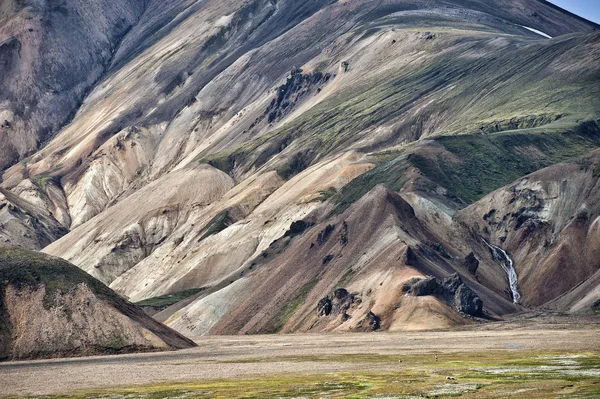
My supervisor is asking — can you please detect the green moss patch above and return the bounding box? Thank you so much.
[0,245,122,310]
[135,288,206,311]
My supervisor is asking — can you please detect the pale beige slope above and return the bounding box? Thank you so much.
[0,187,67,250]
[43,164,234,284]
[110,152,373,301]
[65,126,160,229]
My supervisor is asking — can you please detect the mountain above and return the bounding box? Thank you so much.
[0,0,599,338]
[0,244,195,361]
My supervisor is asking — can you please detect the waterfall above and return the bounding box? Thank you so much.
[482,239,520,304]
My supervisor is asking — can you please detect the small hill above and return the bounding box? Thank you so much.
[0,244,195,361]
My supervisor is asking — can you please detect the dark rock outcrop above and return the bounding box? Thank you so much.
[405,273,483,317]
[365,311,380,331]
[442,273,463,293]
[317,288,356,319]
[284,220,312,238]
[410,276,443,296]
[463,252,479,276]
[317,296,332,316]
[316,224,335,246]
[455,284,484,316]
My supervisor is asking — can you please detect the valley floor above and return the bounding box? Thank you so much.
[1,315,599,398]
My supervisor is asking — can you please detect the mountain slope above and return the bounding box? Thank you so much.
[0,0,148,171]
[0,244,195,361]
[0,0,598,338]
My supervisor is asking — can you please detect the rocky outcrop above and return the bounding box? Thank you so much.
[359,311,380,331]
[463,253,479,276]
[409,276,443,297]
[455,284,483,316]
[317,288,357,319]
[260,68,332,125]
[0,244,195,361]
[404,273,483,317]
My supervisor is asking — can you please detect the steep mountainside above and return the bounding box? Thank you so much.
[0,244,195,361]
[0,0,599,337]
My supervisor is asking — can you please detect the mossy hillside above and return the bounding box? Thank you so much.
[331,119,600,211]
[204,32,599,178]
[0,245,123,310]
[0,245,136,360]
[411,120,600,203]
[136,288,206,311]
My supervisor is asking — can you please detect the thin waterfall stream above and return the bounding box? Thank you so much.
[483,239,520,304]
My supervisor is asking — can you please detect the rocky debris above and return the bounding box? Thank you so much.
[339,221,349,246]
[463,252,479,276]
[1,120,11,129]
[317,288,357,319]
[365,311,380,330]
[317,224,335,246]
[410,276,443,296]
[263,68,332,124]
[404,273,483,317]
[455,284,483,316]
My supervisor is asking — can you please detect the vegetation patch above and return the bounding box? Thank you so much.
[198,210,234,242]
[0,246,122,310]
[21,351,600,399]
[135,288,207,311]
[266,279,318,333]
[412,120,600,203]
[333,156,409,214]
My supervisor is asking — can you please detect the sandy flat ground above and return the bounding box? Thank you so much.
[1,316,599,397]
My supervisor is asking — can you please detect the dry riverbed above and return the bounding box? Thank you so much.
[1,315,599,398]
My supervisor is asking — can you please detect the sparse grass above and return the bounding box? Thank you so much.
[0,246,121,310]
[266,279,318,333]
[30,173,58,191]
[411,120,600,203]
[135,288,206,310]
[198,211,234,242]
[316,186,338,202]
[332,155,409,214]
[17,351,600,399]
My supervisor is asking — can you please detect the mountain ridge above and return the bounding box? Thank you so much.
[0,0,599,339]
